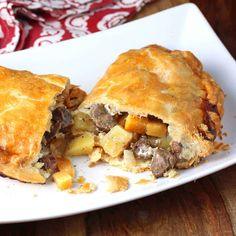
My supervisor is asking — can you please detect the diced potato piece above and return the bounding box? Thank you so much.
[125,115,147,134]
[100,125,133,157]
[123,150,136,166]
[66,132,94,156]
[57,158,75,177]
[53,171,73,190]
[89,147,103,164]
[73,112,96,133]
[146,120,167,137]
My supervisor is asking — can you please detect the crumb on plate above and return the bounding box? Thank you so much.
[163,169,178,178]
[135,179,155,185]
[213,142,230,154]
[68,189,77,194]
[76,176,85,184]
[106,175,129,193]
[222,132,227,137]
[77,182,97,193]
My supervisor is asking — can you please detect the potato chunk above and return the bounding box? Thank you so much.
[57,158,75,177]
[100,125,133,157]
[123,150,136,166]
[53,171,73,190]
[146,120,167,137]
[73,112,96,133]
[125,115,147,134]
[89,147,103,165]
[66,132,94,156]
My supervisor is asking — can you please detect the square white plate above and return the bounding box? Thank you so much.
[0,3,235,224]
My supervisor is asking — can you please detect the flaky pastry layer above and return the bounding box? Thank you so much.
[0,66,68,183]
[80,45,224,167]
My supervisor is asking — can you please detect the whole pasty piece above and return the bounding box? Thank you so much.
[75,45,224,177]
[0,66,86,183]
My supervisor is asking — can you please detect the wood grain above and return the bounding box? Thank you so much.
[85,178,234,236]
[191,0,236,58]
[211,165,236,234]
[136,0,236,58]
[1,0,236,235]
[133,0,189,20]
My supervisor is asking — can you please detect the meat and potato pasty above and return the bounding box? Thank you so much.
[0,66,86,183]
[71,45,224,177]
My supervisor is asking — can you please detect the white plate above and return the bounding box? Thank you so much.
[0,3,235,224]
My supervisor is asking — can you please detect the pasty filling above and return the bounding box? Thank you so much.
[37,85,86,176]
[72,104,183,177]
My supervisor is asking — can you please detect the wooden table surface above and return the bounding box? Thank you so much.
[1,1,236,235]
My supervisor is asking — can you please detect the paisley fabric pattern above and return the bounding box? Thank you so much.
[0,0,151,53]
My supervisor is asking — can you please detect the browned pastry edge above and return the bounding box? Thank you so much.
[79,45,225,172]
[0,66,68,183]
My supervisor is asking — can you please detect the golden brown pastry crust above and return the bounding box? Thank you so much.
[80,45,224,166]
[0,66,68,183]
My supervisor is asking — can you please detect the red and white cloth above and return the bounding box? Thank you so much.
[0,0,151,54]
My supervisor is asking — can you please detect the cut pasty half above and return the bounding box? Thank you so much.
[74,45,224,177]
[0,66,86,183]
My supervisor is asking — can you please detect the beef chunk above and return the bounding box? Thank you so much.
[151,149,177,177]
[90,104,116,132]
[52,106,72,131]
[171,141,182,156]
[131,135,153,159]
[43,122,61,144]
[201,99,219,141]
[43,106,72,144]
[39,154,58,174]
[147,136,161,148]
[65,85,87,110]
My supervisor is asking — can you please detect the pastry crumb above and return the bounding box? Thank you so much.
[163,169,178,178]
[32,193,38,197]
[89,147,103,166]
[149,174,156,180]
[106,175,129,193]
[222,132,227,137]
[77,182,97,193]
[135,179,155,185]
[76,176,85,184]
[213,142,230,154]
[68,189,77,194]
[68,182,97,194]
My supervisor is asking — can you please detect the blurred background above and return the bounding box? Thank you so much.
[1,0,235,57]
[134,0,236,58]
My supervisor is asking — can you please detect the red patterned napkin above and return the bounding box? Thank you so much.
[0,0,151,54]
